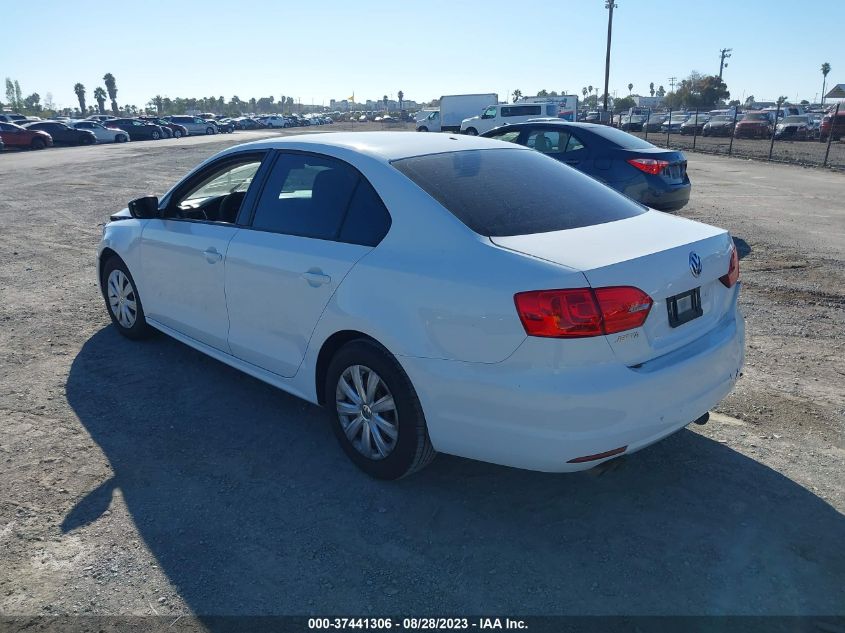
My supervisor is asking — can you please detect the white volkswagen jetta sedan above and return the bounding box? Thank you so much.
[98,132,744,479]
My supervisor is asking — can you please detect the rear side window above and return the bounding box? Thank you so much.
[252,153,359,240]
[585,126,656,149]
[338,179,391,246]
[392,149,645,237]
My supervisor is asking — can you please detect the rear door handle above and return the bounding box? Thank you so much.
[301,269,331,287]
[203,247,223,263]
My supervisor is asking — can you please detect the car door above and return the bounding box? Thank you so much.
[0,123,25,147]
[225,150,390,377]
[525,126,590,169]
[139,151,269,351]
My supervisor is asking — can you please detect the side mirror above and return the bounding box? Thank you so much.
[128,196,160,219]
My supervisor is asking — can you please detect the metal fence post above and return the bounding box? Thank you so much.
[693,108,699,149]
[823,102,840,167]
[644,109,650,141]
[768,102,781,161]
[728,108,738,156]
[666,108,672,148]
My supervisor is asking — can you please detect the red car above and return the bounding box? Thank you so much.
[0,121,54,150]
[733,112,773,139]
[819,108,845,142]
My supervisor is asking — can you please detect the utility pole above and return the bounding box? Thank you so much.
[603,1,616,113]
[668,77,677,93]
[718,48,732,80]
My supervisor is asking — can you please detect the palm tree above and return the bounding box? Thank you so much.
[93,87,107,114]
[588,85,593,96]
[383,95,389,111]
[628,83,633,95]
[649,82,655,97]
[103,73,119,115]
[511,89,522,103]
[821,62,831,105]
[73,83,86,115]
[582,86,587,99]
[398,90,404,110]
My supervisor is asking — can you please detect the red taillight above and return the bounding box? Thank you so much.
[514,287,652,338]
[720,245,740,288]
[627,158,670,175]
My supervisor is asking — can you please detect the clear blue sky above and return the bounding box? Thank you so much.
[3,0,842,109]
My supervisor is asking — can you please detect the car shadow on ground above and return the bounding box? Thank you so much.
[733,236,752,260]
[64,327,844,617]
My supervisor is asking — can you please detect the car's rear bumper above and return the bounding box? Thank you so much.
[616,175,691,211]
[400,292,744,473]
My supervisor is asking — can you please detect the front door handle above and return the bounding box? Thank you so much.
[203,247,223,264]
[301,269,331,287]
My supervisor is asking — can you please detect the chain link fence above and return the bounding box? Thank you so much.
[623,104,844,169]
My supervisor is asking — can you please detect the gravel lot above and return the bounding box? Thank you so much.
[0,127,843,621]
[632,129,845,169]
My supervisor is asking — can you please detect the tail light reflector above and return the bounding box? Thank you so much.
[627,158,670,175]
[720,246,740,288]
[514,287,652,338]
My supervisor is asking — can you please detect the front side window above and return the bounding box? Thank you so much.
[181,160,262,206]
[481,106,497,119]
[392,148,645,237]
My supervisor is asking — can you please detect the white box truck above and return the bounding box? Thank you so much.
[518,95,579,121]
[416,93,498,133]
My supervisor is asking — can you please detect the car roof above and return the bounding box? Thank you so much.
[220,131,527,161]
[498,120,616,132]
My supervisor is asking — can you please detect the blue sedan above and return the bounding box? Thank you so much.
[481,120,691,211]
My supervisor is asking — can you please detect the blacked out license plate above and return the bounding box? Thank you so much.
[667,287,703,328]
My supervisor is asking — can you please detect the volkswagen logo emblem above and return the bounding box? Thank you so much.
[689,252,702,278]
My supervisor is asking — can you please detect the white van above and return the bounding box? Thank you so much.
[460,102,559,135]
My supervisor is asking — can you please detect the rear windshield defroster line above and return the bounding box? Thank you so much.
[392,148,646,237]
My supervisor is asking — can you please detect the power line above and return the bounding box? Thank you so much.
[668,76,677,93]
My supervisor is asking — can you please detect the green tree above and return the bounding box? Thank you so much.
[820,62,831,104]
[744,95,755,106]
[582,86,587,98]
[398,90,404,109]
[549,90,559,97]
[103,73,119,115]
[22,93,42,115]
[94,87,108,114]
[614,95,636,112]
[656,85,666,98]
[511,89,522,103]
[73,83,86,115]
[5,78,15,110]
[537,89,549,97]
[588,85,593,96]
[627,83,633,95]
[14,81,22,110]
[649,82,655,97]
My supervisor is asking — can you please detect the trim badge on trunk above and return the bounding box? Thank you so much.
[689,252,702,278]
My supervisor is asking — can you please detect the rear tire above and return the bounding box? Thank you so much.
[151,130,161,140]
[325,340,435,479]
[100,257,152,340]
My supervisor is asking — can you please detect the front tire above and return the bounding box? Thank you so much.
[326,340,435,479]
[116,134,128,143]
[465,127,478,136]
[173,130,182,139]
[206,127,215,135]
[30,138,46,150]
[101,257,152,340]
[417,126,428,132]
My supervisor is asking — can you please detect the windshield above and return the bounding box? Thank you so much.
[392,148,645,237]
[711,116,732,122]
[745,113,769,121]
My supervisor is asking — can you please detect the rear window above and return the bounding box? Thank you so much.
[392,149,645,237]
[583,125,656,150]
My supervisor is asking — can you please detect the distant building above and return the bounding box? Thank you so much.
[632,95,663,108]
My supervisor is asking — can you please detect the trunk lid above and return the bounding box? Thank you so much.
[492,211,735,365]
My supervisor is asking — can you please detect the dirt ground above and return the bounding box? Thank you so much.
[0,127,843,622]
[631,128,845,169]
